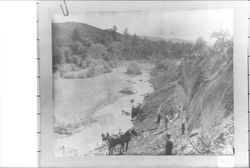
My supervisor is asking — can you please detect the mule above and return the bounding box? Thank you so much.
[106,135,122,154]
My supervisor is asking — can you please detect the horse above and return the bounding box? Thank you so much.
[101,133,108,146]
[106,129,138,154]
[120,129,138,152]
[106,135,122,155]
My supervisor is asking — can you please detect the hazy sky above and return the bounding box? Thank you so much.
[53,8,233,43]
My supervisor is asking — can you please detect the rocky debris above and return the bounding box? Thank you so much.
[119,88,135,95]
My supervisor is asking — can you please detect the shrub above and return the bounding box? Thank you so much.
[71,55,81,66]
[155,61,165,70]
[77,69,88,78]
[94,65,104,76]
[53,71,61,79]
[71,64,79,71]
[54,127,72,136]
[126,62,142,75]
[86,64,95,78]
[58,63,79,77]
[79,59,90,69]
[119,88,134,95]
[108,59,118,68]
[104,62,112,73]
[155,58,171,70]
[63,47,72,63]
[62,71,77,79]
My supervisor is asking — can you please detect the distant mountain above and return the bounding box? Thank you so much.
[142,35,194,44]
[52,22,123,44]
[53,22,194,45]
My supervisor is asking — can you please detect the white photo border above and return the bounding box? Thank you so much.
[38,1,249,167]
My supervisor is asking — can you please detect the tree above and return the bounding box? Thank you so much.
[157,40,168,57]
[131,34,139,46]
[88,43,107,59]
[63,47,72,63]
[182,43,194,57]
[194,37,206,51]
[124,27,128,35]
[81,38,92,48]
[107,41,124,59]
[193,37,208,56]
[69,41,88,60]
[112,25,118,41]
[124,27,129,41]
[170,43,184,59]
[122,45,131,60]
[71,28,82,42]
[98,30,113,45]
[112,25,117,32]
[71,55,81,66]
[122,27,131,59]
[139,38,154,59]
[211,30,232,56]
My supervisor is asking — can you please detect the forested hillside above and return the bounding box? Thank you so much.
[52,22,194,78]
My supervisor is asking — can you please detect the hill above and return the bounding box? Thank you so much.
[52,22,196,75]
[127,51,233,155]
[52,22,124,46]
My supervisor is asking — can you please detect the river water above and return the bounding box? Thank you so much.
[55,63,154,156]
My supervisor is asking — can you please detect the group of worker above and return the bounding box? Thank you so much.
[156,105,187,135]
[122,99,188,155]
[156,105,188,155]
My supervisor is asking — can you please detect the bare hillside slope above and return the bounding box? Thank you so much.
[128,54,233,155]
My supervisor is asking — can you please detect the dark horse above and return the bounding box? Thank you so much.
[101,133,108,145]
[120,129,138,152]
[102,133,117,153]
[107,135,122,154]
[106,129,138,154]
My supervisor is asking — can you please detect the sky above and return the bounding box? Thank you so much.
[53,8,233,43]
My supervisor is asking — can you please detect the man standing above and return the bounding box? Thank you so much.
[122,99,135,119]
[169,107,174,120]
[164,115,169,130]
[118,129,123,137]
[165,134,173,155]
[181,118,185,135]
[156,111,161,124]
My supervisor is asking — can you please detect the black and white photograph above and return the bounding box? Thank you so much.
[1,1,250,168]
[51,6,234,157]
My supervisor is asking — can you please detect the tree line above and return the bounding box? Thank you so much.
[52,23,233,72]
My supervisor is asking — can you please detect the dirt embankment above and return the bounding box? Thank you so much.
[127,55,233,155]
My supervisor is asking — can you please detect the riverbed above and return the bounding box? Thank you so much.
[54,62,154,156]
